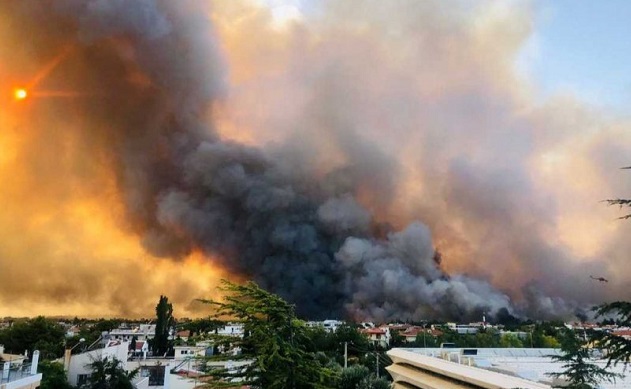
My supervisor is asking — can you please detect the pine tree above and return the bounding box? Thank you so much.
[547,329,620,388]
[201,280,337,388]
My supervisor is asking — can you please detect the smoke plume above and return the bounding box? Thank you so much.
[0,0,630,321]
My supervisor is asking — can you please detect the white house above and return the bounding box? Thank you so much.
[216,323,244,337]
[108,324,157,342]
[173,346,206,361]
[0,349,41,389]
[62,341,129,387]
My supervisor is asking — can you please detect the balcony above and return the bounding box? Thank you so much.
[0,358,42,389]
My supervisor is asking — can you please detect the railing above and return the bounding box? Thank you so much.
[0,362,35,384]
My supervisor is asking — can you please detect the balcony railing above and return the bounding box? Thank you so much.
[0,362,35,384]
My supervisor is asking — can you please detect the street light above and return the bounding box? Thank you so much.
[69,338,86,352]
[64,338,85,372]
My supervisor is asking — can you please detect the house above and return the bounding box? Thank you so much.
[216,323,244,337]
[305,320,344,333]
[612,329,631,339]
[130,341,149,359]
[0,348,41,389]
[176,330,191,341]
[362,328,391,348]
[400,327,443,343]
[173,346,206,361]
[62,340,130,387]
[107,324,157,342]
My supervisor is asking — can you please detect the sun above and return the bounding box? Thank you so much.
[14,88,28,101]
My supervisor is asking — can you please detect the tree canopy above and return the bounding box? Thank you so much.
[0,316,65,360]
[38,360,74,389]
[201,280,338,389]
[547,329,620,388]
[152,295,174,356]
[82,356,138,389]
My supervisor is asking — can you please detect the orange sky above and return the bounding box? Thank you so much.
[1,0,630,319]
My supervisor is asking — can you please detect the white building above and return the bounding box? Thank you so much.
[0,348,41,389]
[387,348,550,389]
[173,346,206,361]
[63,341,130,387]
[108,324,157,342]
[305,320,344,333]
[216,323,244,337]
[387,347,631,389]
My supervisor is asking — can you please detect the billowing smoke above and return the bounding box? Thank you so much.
[1,0,630,321]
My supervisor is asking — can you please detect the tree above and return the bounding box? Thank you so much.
[592,169,631,366]
[592,301,631,366]
[338,365,369,389]
[38,360,74,389]
[202,280,338,388]
[83,356,138,389]
[358,374,391,389]
[547,329,620,389]
[499,334,523,348]
[152,295,174,356]
[0,316,65,360]
[605,166,631,219]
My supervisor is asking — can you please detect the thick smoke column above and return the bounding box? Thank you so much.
[0,0,514,321]
[2,0,629,320]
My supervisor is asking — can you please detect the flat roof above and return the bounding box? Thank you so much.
[388,348,550,389]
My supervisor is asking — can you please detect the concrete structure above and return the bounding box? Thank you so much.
[0,350,41,389]
[387,347,631,389]
[305,320,344,333]
[63,341,129,387]
[127,358,173,388]
[387,348,550,389]
[173,346,206,361]
[108,324,157,342]
[216,323,244,337]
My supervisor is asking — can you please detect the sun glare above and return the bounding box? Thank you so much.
[14,88,28,101]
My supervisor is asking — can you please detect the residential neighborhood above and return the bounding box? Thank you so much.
[3,308,631,388]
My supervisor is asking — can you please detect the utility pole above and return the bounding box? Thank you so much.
[344,342,348,368]
[376,352,379,378]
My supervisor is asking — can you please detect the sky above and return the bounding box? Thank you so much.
[1,0,631,320]
[520,0,631,112]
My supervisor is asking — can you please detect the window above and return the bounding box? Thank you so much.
[140,365,165,386]
[77,373,91,386]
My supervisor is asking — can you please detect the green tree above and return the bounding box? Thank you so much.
[338,365,369,389]
[390,330,405,347]
[358,374,392,389]
[359,351,391,381]
[83,356,138,389]
[592,301,631,366]
[202,280,338,389]
[152,295,174,356]
[473,329,500,348]
[547,330,620,389]
[39,360,74,389]
[0,317,65,360]
[499,334,524,348]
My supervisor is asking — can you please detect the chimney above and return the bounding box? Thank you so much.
[63,349,72,371]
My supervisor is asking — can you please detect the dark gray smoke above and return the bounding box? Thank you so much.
[2,0,595,321]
